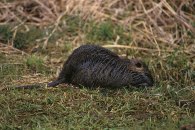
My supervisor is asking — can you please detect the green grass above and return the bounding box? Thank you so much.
[0,25,44,49]
[0,87,194,129]
[25,55,50,74]
[0,17,194,129]
[0,54,26,85]
[87,21,131,44]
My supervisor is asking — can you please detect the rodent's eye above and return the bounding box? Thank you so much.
[135,62,142,68]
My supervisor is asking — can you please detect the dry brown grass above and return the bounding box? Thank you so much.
[0,0,194,54]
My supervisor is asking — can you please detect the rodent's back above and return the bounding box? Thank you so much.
[56,45,120,83]
[66,45,119,64]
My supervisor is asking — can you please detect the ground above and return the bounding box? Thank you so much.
[0,0,195,129]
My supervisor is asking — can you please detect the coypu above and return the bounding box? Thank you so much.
[48,44,153,88]
[9,45,154,90]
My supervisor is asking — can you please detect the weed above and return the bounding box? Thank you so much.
[90,21,114,41]
[87,21,131,44]
[65,15,84,35]
[0,53,7,63]
[13,27,43,49]
[25,55,47,74]
[0,25,43,49]
[0,25,12,43]
[0,63,25,85]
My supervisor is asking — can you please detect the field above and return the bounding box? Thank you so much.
[0,0,195,129]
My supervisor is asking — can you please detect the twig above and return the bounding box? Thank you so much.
[0,42,29,55]
[43,11,67,49]
[163,1,195,34]
[102,44,191,54]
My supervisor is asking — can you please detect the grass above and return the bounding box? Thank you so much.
[0,87,194,130]
[87,21,131,44]
[0,22,194,129]
[0,25,44,49]
[0,0,195,129]
[25,55,50,74]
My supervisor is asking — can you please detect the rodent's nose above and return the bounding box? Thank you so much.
[144,73,154,87]
[146,79,154,87]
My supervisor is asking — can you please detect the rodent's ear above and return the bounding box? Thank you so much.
[129,59,144,72]
[135,62,142,68]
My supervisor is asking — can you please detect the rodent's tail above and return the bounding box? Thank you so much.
[47,78,65,87]
[1,83,45,90]
[1,78,65,91]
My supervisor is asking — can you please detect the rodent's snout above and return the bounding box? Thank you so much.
[129,58,154,87]
[142,73,154,87]
[131,72,154,87]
